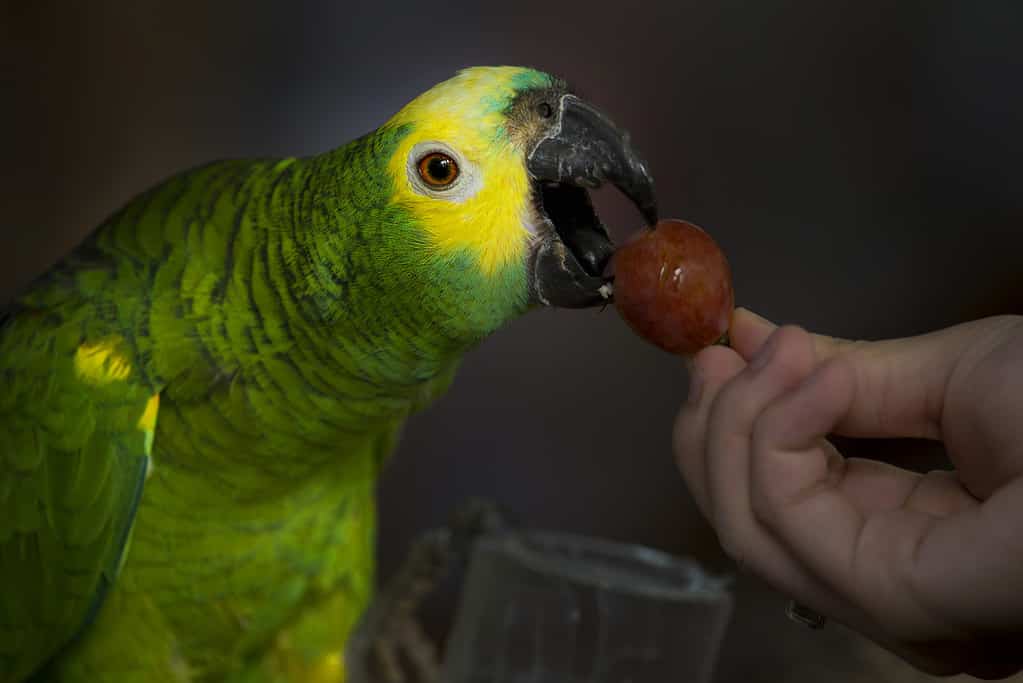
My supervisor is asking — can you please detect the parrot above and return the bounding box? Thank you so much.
[0,65,657,683]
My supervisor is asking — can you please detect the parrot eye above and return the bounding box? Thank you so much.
[417,152,460,189]
[406,141,480,202]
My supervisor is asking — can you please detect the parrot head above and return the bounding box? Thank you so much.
[383,66,656,306]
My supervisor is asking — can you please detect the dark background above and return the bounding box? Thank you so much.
[5,1,1022,680]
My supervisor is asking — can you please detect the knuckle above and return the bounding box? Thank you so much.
[817,333,869,358]
[763,327,817,380]
[775,323,808,340]
[774,324,812,352]
[747,415,814,516]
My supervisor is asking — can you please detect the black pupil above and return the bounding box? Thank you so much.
[427,156,453,182]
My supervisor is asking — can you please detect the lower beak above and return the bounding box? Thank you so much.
[526,94,658,309]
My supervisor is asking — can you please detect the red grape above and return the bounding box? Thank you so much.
[613,219,734,355]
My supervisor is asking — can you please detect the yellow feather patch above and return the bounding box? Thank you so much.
[74,337,132,384]
[386,67,539,276]
[137,394,160,433]
[137,393,160,433]
[137,394,160,466]
[307,652,344,683]
[266,631,347,683]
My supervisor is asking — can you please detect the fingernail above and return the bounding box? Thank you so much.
[748,331,781,371]
[687,365,704,404]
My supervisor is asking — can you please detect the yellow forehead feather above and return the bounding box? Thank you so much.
[386,67,553,275]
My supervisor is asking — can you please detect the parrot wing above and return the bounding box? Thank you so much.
[0,304,156,683]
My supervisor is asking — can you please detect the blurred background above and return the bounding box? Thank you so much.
[5,1,1023,680]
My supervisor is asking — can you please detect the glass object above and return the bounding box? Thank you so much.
[442,530,733,683]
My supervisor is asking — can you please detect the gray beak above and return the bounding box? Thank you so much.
[526,94,658,308]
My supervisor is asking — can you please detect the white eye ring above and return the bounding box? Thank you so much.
[406,141,482,203]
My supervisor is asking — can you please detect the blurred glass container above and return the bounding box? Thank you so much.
[442,531,733,683]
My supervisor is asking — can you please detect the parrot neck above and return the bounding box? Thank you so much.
[268,133,527,398]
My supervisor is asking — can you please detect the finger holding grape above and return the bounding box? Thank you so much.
[625,219,1023,679]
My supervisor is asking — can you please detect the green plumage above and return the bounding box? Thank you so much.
[0,67,554,682]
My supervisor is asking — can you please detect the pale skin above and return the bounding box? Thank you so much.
[674,308,1023,679]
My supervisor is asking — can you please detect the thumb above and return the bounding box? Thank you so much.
[731,308,863,363]
[730,309,1020,443]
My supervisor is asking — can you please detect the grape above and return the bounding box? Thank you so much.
[612,219,734,355]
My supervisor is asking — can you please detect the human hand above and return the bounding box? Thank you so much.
[674,309,1023,678]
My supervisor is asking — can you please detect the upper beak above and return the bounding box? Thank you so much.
[526,94,658,308]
